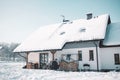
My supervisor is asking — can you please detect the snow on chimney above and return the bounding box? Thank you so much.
[86,13,92,20]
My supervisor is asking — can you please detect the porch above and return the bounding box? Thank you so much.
[26,59,79,71]
[24,50,92,71]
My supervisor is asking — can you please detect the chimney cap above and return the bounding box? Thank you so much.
[86,13,93,20]
[86,13,92,15]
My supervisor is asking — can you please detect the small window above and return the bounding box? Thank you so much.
[114,54,120,64]
[89,50,94,61]
[79,27,86,32]
[60,32,65,35]
[78,51,82,61]
[66,54,71,61]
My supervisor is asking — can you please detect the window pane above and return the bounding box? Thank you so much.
[78,51,82,61]
[89,50,94,61]
[66,54,71,61]
[114,54,119,64]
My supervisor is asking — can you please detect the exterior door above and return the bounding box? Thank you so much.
[39,53,48,68]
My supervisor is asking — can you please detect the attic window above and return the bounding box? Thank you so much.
[79,27,86,32]
[60,32,65,35]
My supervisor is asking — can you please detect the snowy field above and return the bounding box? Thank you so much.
[0,62,120,80]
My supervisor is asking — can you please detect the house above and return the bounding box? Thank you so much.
[14,13,120,71]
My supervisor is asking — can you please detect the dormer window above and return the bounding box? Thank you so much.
[79,27,86,32]
[60,32,65,35]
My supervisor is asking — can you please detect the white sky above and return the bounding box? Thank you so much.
[0,0,120,43]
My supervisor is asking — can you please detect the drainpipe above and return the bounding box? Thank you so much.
[93,41,99,71]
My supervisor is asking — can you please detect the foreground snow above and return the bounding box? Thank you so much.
[0,62,120,80]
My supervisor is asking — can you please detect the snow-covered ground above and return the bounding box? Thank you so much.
[0,62,120,80]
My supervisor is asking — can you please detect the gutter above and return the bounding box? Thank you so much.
[93,41,99,71]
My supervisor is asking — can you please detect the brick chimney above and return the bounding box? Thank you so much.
[86,13,92,20]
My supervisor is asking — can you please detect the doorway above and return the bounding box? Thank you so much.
[39,53,48,69]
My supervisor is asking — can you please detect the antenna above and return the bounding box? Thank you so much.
[61,15,65,22]
[60,15,69,22]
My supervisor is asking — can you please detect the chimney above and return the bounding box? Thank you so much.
[86,13,92,20]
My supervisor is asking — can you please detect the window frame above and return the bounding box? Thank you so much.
[78,50,82,61]
[66,54,71,61]
[89,50,94,61]
[114,53,120,65]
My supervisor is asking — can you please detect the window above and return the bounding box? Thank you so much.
[89,50,94,61]
[66,54,71,61]
[39,53,48,68]
[79,27,86,32]
[60,32,65,35]
[78,51,82,61]
[114,54,120,64]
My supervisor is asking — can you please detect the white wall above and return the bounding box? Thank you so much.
[54,41,100,70]
[100,47,120,70]
[28,51,52,64]
[26,39,120,71]
[28,52,39,63]
[55,47,98,70]
[27,41,100,70]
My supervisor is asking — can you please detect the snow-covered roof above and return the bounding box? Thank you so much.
[14,14,109,52]
[103,22,120,46]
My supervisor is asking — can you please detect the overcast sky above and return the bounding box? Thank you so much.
[0,0,120,43]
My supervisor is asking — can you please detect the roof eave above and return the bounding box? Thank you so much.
[14,39,102,53]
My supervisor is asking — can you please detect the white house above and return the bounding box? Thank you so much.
[14,13,120,71]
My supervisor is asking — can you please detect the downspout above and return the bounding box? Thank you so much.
[93,41,99,71]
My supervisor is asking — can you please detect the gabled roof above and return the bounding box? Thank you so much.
[14,14,109,52]
[103,22,120,46]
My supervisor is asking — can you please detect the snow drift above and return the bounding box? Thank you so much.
[0,62,120,80]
